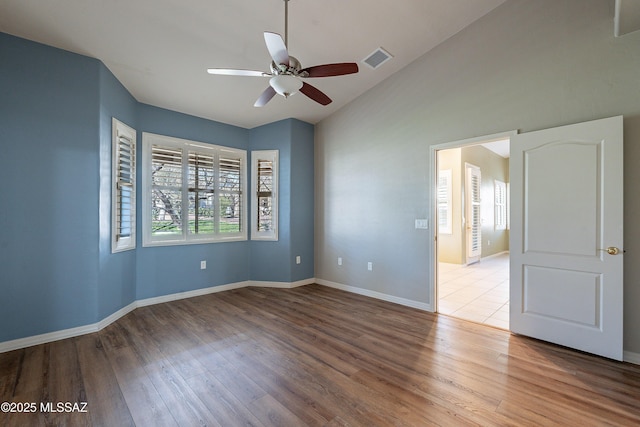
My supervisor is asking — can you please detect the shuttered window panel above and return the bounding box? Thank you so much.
[437,169,452,235]
[116,135,134,239]
[495,180,507,230]
[467,165,482,259]
[112,118,137,253]
[219,155,243,233]
[151,145,183,237]
[250,150,278,240]
[257,159,274,232]
[142,133,247,246]
[188,151,215,235]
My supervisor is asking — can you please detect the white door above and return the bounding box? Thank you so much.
[466,163,482,264]
[510,116,624,360]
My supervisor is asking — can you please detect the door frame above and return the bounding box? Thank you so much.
[429,130,517,312]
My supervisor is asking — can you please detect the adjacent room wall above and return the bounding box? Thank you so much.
[437,148,463,264]
[460,145,509,259]
[437,145,509,264]
[314,0,640,353]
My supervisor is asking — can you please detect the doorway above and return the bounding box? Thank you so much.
[435,136,511,329]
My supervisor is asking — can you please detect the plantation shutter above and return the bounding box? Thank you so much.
[112,118,137,253]
[142,132,247,246]
[495,180,507,230]
[467,165,482,259]
[257,158,274,231]
[188,151,215,234]
[116,134,135,241]
[151,145,183,236]
[437,169,452,234]
[219,154,243,233]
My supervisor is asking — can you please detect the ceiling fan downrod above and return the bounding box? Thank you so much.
[284,0,289,48]
[206,0,358,107]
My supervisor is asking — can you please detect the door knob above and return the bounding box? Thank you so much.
[599,247,621,255]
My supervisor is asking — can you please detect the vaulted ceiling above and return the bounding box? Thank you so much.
[2,0,521,128]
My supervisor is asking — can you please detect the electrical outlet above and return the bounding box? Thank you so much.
[200,260,206,270]
[338,257,343,266]
[296,256,301,264]
[367,262,373,271]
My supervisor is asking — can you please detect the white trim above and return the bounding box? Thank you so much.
[249,278,315,289]
[0,324,100,355]
[96,301,138,331]
[315,279,433,312]
[0,279,306,354]
[3,277,638,366]
[135,281,249,308]
[481,250,509,260]
[624,351,640,365]
[430,130,517,322]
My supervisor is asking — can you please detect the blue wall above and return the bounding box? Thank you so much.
[248,119,315,282]
[0,34,101,340]
[97,63,139,320]
[135,104,251,300]
[0,32,315,344]
[290,119,315,281]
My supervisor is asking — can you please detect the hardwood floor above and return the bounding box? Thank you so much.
[1,284,640,426]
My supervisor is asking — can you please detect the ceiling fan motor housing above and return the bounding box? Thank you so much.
[270,56,308,77]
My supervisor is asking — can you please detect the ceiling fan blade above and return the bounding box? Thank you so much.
[299,82,332,106]
[264,32,289,66]
[254,86,277,107]
[207,68,270,77]
[301,63,359,78]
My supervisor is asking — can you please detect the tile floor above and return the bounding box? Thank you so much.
[437,253,509,330]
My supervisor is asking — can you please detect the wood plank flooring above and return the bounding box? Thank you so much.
[1,284,640,426]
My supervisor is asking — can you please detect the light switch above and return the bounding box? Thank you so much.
[415,219,429,229]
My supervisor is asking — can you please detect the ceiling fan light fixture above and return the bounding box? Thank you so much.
[207,0,358,106]
[270,74,303,98]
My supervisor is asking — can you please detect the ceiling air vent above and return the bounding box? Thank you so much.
[363,47,393,69]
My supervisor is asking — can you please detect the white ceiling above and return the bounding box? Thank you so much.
[482,139,510,159]
[0,0,507,129]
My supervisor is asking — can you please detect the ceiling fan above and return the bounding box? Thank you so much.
[207,0,359,107]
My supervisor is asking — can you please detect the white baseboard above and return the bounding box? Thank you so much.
[96,301,138,331]
[0,279,310,354]
[315,278,433,312]
[4,277,638,367]
[481,250,509,260]
[624,351,640,365]
[0,323,102,355]
[250,278,315,289]
[136,281,249,308]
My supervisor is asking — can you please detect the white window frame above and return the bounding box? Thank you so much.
[111,118,137,253]
[437,169,452,235]
[141,132,247,247]
[495,179,507,230]
[251,150,279,241]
